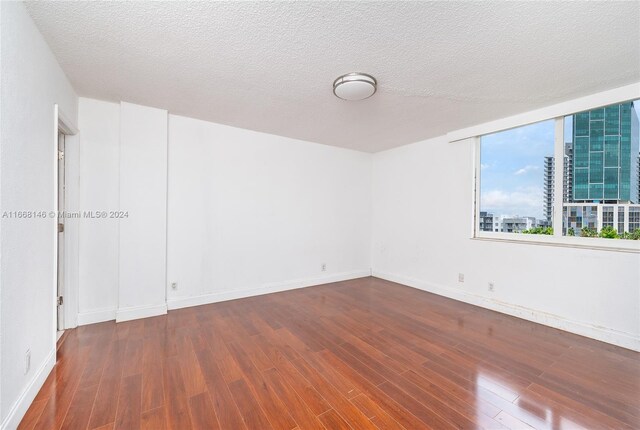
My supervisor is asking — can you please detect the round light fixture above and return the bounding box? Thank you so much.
[333,72,377,101]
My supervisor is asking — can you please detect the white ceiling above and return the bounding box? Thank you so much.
[26,1,640,152]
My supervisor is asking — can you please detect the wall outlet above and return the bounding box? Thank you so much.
[321,263,327,272]
[171,282,177,290]
[458,273,464,283]
[488,282,495,292]
[25,349,31,374]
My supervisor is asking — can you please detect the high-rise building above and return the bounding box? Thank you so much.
[479,211,494,232]
[572,101,639,203]
[543,143,573,222]
[543,156,554,222]
[564,142,574,202]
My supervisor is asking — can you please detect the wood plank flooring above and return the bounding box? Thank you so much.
[19,276,640,429]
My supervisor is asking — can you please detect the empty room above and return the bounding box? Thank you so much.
[1,1,639,429]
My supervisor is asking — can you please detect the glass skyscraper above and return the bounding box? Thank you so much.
[573,101,639,203]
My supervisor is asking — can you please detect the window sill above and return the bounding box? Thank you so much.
[473,233,640,253]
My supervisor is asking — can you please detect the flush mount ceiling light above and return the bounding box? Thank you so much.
[333,72,377,101]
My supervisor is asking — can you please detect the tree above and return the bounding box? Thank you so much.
[621,228,640,240]
[522,226,553,235]
[598,226,618,239]
[580,227,597,237]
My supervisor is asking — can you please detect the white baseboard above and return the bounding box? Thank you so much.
[167,270,371,310]
[372,271,640,352]
[115,303,168,323]
[76,271,370,325]
[77,307,117,326]
[1,349,55,430]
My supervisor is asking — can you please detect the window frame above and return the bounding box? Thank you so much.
[470,90,640,253]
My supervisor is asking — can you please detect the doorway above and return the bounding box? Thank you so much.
[57,130,65,334]
[54,105,79,344]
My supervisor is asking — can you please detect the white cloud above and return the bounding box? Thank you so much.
[481,163,490,170]
[514,165,539,176]
[482,187,542,218]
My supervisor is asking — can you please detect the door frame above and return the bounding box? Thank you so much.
[57,130,65,331]
[53,104,79,339]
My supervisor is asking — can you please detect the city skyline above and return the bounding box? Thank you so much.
[481,101,640,222]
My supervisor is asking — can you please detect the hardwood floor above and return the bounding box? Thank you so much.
[19,276,640,429]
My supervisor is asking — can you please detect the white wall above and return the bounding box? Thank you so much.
[77,98,120,324]
[75,100,372,322]
[372,135,640,351]
[0,2,78,428]
[117,102,168,321]
[166,115,372,308]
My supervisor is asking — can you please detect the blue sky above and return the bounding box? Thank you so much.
[480,120,555,220]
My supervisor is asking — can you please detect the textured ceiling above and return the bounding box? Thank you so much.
[26,1,640,152]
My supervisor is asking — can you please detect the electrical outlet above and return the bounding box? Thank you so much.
[25,349,31,374]
[488,282,495,292]
[458,273,464,283]
[321,263,327,272]
[171,282,177,290]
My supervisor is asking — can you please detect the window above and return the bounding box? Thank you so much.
[630,207,640,232]
[479,120,555,235]
[476,99,640,246]
[618,206,625,234]
[603,206,614,228]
